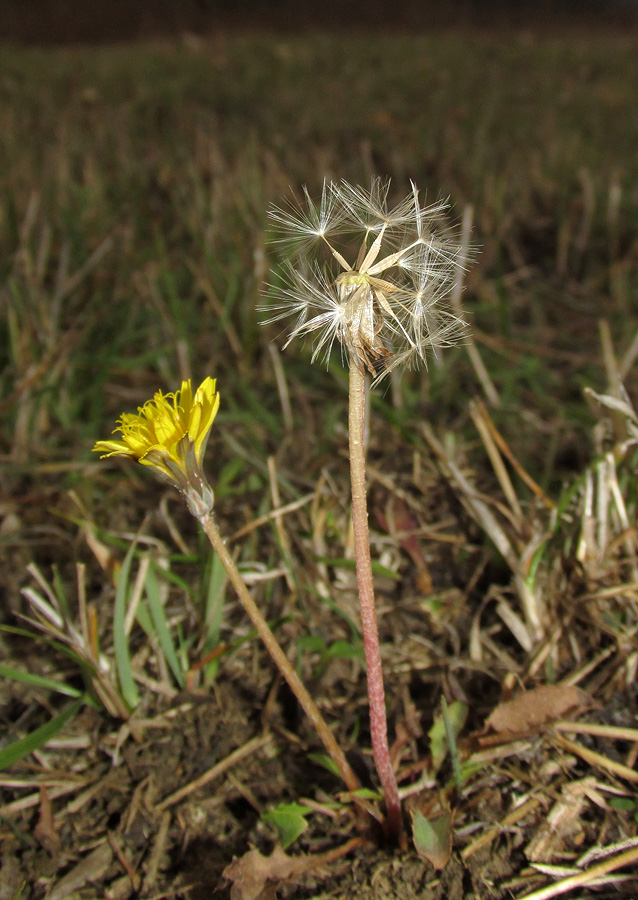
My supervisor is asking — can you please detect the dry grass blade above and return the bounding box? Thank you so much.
[552,732,638,784]
[619,324,638,381]
[143,810,172,892]
[228,492,316,542]
[599,318,623,398]
[517,844,638,900]
[18,565,130,719]
[578,835,638,867]
[554,720,638,742]
[422,422,518,570]
[46,843,114,900]
[469,398,524,527]
[0,779,90,817]
[156,732,274,810]
[422,421,544,640]
[450,204,499,406]
[55,234,114,304]
[461,796,544,860]
[471,398,554,511]
[267,454,295,590]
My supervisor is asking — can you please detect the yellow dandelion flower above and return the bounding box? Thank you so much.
[93,377,219,517]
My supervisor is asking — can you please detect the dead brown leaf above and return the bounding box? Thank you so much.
[223,846,295,900]
[374,497,433,593]
[223,838,366,900]
[34,785,61,856]
[485,684,592,735]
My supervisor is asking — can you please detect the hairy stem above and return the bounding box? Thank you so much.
[348,364,402,841]
[198,512,361,798]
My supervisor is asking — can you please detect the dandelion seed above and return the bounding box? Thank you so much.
[268,182,346,256]
[264,178,467,381]
[93,377,219,517]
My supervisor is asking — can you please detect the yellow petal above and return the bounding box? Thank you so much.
[177,380,194,427]
[192,378,220,459]
[188,403,202,443]
[92,439,135,458]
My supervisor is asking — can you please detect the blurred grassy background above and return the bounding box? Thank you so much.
[1,30,638,602]
[2,1,637,43]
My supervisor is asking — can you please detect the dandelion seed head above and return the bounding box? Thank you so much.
[264,179,470,381]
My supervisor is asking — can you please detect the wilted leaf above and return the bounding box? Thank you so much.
[224,845,326,900]
[485,684,591,735]
[583,386,638,443]
[34,785,60,855]
[223,839,365,900]
[224,846,299,900]
[584,386,638,423]
[409,806,454,870]
[374,498,432,592]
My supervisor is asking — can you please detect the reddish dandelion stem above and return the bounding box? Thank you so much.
[348,364,403,841]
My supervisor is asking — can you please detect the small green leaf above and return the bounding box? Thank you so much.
[317,557,401,581]
[307,752,340,777]
[297,634,326,653]
[428,717,447,775]
[262,803,310,849]
[410,808,453,870]
[0,697,85,771]
[441,697,466,790]
[323,640,364,662]
[351,787,383,801]
[428,699,468,778]
[609,797,637,812]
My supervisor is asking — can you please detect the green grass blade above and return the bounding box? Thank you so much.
[199,549,229,681]
[203,550,227,650]
[145,563,185,689]
[113,544,140,710]
[0,696,85,771]
[52,565,71,621]
[133,601,154,637]
[441,696,465,790]
[0,664,85,700]
[0,625,99,677]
